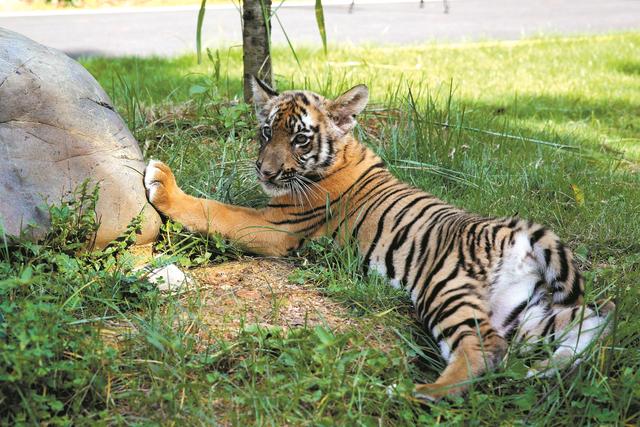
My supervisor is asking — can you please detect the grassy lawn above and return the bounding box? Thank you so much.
[2,33,639,425]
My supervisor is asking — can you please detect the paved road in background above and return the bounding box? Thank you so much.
[0,0,638,57]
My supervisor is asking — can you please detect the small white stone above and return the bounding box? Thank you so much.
[144,263,191,292]
[386,383,398,398]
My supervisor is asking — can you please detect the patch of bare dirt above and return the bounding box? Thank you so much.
[189,258,355,340]
[100,253,402,354]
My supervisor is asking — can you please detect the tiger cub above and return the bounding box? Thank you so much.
[144,77,614,400]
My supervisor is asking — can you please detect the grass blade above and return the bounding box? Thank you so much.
[196,0,208,64]
[274,13,301,69]
[314,0,328,56]
[259,0,272,54]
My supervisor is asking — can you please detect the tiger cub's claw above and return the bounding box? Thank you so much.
[144,160,179,214]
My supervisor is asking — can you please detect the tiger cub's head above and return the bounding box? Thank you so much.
[251,76,368,196]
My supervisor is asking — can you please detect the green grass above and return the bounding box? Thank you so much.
[2,33,639,425]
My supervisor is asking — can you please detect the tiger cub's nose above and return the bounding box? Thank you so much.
[257,161,284,181]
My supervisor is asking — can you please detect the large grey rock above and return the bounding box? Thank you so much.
[0,28,160,247]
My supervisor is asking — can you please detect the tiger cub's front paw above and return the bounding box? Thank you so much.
[144,160,180,214]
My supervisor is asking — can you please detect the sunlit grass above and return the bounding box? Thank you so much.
[85,32,640,160]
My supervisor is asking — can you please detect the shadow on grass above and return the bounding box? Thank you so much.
[613,60,640,76]
[466,94,639,128]
[457,93,640,162]
[81,55,244,105]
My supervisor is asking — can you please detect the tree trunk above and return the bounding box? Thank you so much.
[242,0,273,103]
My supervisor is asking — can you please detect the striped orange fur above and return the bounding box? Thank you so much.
[144,78,614,400]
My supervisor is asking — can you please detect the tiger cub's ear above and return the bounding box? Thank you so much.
[328,84,369,135]
[251,76,278,117]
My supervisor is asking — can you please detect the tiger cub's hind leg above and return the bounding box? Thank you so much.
[415,300,507,401]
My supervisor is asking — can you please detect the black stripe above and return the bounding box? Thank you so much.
[439,317,480,341]
[270,212,324,225]
[430,299,483,330]
[504,322,519,341]
[475,222,490,247]
[409,208,463,295]
[416,208,452,255]
[326,171,391,231]
[542,314,557,338]
[384,200,444,278]
[499,234,507,255]
[287,170,388,228]
[484,226,493,262]
[355,147,367,165]
[507,217,519,228]
[435,211,462,252]
[502,300,528,328]
[321,136,335,166]
[467,221,480,264]
[392,195,435,229]
[491,226,500,245]
[298,93,310,106]
[294,217,328,235]
[352,184,409,239]
[450,331,475,352]
[529,227,546,246]
[331,179,397,239]
[408,219,447,293]
[401,241,416,286]
[570,307,578,323]
[560,273,582,305]
[439,283,477,299]
[418,262,459,317]
[419,212,454,264]
[361,188,417,269]
[311,132,324,163]
[556,243,569,282]
[347,171,392,204]
[421,207,455,240]
[385,222,412,279]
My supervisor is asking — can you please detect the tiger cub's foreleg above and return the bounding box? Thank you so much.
[144,160,299,256]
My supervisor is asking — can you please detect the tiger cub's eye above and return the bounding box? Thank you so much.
[294,134,309,146]
[261,126,272,141]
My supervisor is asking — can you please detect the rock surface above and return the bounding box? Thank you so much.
[0,28,160,247]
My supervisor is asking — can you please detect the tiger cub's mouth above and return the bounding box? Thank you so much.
[259,179,289,197]
[256,170,315,198]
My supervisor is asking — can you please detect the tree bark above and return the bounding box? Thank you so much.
[242,0,273,103]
